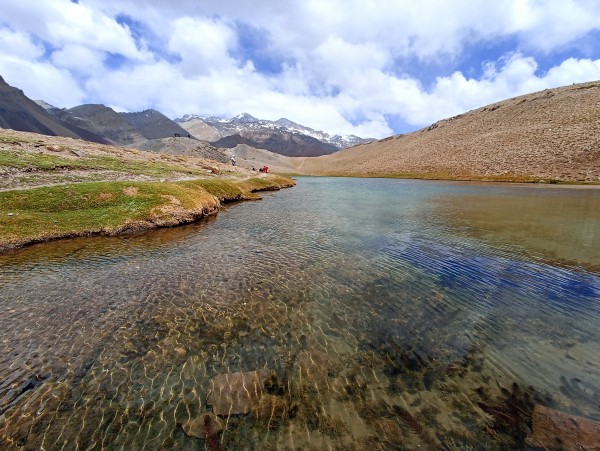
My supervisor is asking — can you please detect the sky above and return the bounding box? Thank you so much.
[1,0,600,138]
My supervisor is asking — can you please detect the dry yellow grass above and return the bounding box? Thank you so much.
[297,81,600,183]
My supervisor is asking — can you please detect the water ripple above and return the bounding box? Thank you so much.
[1,177,599,449]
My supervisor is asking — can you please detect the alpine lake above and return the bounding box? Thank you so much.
[1,177,599,450]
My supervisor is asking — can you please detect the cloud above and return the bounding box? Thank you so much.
[51,44,105,76]
[420,54,600,126]
[1,0,600,138]
[1,0,150,60]
[0,27,45,60]
[0,54,85,106]
[167,17,237,76]
[0,26,86,106]
[507,0,600,51]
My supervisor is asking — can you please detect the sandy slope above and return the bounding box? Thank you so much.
[296,81,600,182]
[228,144,300,173]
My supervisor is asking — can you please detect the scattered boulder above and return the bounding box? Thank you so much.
[181,412,223,439]
[525,405,600,450]
[207,370,267,416]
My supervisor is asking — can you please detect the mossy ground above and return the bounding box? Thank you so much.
[0,177,293,251]
[0,148,207,178]
[0,132,295,251]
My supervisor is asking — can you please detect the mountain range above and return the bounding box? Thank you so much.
[0,75,372,157]
[3,74,598,184]
[41,104,192,146]
[174,113,374,157]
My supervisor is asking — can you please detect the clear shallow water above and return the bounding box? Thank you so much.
[0,177,599,450]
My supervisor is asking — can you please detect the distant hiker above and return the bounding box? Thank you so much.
[174,133,180,137]
[263,166,268,173]
[230,155,236,166]
[258,167,263,173]
[188,134,191,138]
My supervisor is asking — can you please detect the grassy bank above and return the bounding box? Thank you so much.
[0,129,295,252]
[0,176,294,252]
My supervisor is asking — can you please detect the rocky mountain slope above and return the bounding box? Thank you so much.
[133,136,230,163]
[176,113,374,156]
[120,109,190,141]
[49,104,143,145]
[0,76,110,144]
[211,129,337,157]
[38,103,190,146]
[175,117,221,141]
[297,81,600,183]
[125,134,299,173]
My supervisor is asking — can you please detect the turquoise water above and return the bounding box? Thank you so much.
[0,177,599,449]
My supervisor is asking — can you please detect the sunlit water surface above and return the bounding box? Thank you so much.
[1,177,599,450]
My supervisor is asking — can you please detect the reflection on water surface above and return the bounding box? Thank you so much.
[1,177,599,449]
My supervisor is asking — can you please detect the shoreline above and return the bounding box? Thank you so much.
[284,174,600,190]
[289,173,600,188]
[0,176,295,254]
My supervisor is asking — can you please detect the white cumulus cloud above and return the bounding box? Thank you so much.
[1,0,600,137]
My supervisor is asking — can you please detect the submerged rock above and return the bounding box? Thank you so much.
[525,405,600,450]
[182,412,223,438]
[207,370,267,416]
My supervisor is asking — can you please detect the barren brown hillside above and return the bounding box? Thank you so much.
[297,81,600,182]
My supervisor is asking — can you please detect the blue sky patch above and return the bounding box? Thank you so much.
[232,21,288,75]
[114,14,179,64]
[384,114,417,134]
[104,52,127,70]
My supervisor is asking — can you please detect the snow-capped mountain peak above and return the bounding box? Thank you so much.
[175,112,375,149]
[231,112,260,123]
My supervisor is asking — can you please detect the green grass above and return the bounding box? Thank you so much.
[0,182,167,240]
[0,142,295,250]
[0,149,79,170]
[237,176,295,191]
[0,175,295,250]
[0,149,207,178]
[183,179,246,199]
